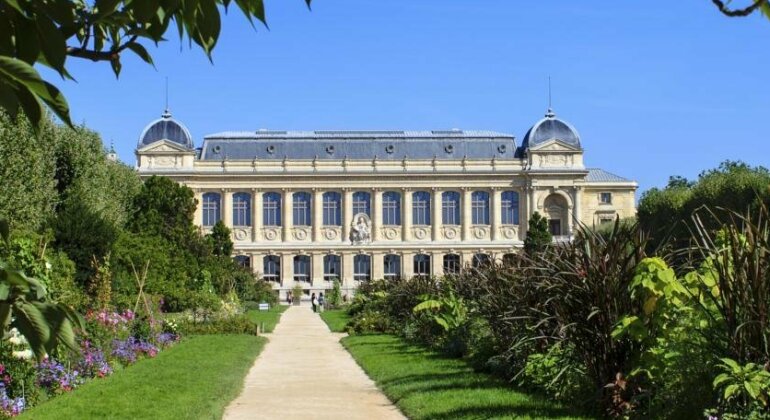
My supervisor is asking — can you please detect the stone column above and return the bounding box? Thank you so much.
[431,188,442,241]
[372,188,382,242]
[371,252,384,280]
[251,252,263,277]
[312,252,324,287]
[402,188,412,241]
[462,188,472,241]
[342,253,354,288]
[281,253,294,287]
[282,189,293,242]
[573,186,583,228]
[313,188,323,242]
[401,251,414,279]
[252,189,262,242]
[193,189,203,228]
[491,188,502,241]
[461,252,473,271]
[343,188,353,243]
[222,188,232,227]
[521,186,529,238]
[431,251,443,278]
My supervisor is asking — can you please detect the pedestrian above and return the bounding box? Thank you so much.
[318,292,325,312]
[311,292,318,313]
[286,291,292,305]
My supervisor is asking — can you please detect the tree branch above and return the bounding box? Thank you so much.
[711,0,767,17]
[66,35,140,62]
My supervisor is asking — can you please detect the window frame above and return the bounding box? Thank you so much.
[353,254,371,282]
[202,192,221,227]
[471,191,490,225]
[600,192,613,205]
[413,254,431,278]
[293,255,311,283]
[412,191,431,226]
[383,254,401,281]
[293,192,312,226]
[442,191,461,225]
[352,191,371,217]
[232,192,252,227]
[382,191,402,226]
[443,254,461,275]
[501,191,520,225]
[262,192,282,227]
[323,254,341,282]
[322,192,342,226]
[263,255,281,282]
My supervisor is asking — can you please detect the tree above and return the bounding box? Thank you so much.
[207,221,233,257]
[0,0,311,130]
[524,211,552,255]
[128,175,198,248]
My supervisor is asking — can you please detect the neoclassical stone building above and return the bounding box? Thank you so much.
[136,108,637,298]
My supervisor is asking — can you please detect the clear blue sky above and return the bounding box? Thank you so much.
[43,1,770,194]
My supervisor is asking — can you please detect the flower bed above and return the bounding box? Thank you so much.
[0,310,180,418]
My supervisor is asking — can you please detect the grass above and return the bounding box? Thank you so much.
[342,335,590,420]
[21,335,266,420]
[320,309,351,332]
[245,304,288,333]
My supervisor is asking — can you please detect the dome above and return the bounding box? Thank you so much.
[520,109,581,150]
[137,110,194,149]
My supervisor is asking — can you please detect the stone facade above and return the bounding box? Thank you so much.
[135,109,637,298]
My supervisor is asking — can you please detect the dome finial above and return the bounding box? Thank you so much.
[161,76,171,119]
[545,76,555,118]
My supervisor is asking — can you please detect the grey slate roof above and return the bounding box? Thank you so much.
[587,168,631,183]
[138,111,194,149]
[520,109,581,152]
[199,130,517,161]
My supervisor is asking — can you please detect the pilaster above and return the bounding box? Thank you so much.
[312,188,323,241]
[491,187,502,241]
[431,251,443,278]
[251,252,263,277]
[281,253,294,286]
[401,251,414,279]
[193,189,203,228]
[431,188,442,241]
[402,188,412,241]
[252,188,261,242]
[222,188,232,227]
[312,252,324,286]
[282,189,293,242]
[371,251,384,280]
[372,188,382,242]
[343,188,353,243]
[462,188,472,241]
[342,252,355,287]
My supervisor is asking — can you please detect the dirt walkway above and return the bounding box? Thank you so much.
[223,305,405,420]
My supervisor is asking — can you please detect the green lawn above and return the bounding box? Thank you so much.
[342,335,590,420]
[245,304,288,333]
[320,309,351,332]
[21,335,265,420]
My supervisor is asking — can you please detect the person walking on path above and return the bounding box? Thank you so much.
[311,293,318,313]
[286,291,292,305]
[318,292,325,312]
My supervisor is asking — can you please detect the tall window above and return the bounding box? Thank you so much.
[354,255,371,282]
[294,255,310,282]
[323,192,342,226]
[471,191,490,225]
[383,254,401,281]
[324,255,341,281]
[232,192,252,226]
[443,254,461,275]
[263,192,281,226]
[263,256,280,282]
[352,191,371,216]
[234,255,250,268]
[293,192,311,226]
[501,191,520,225]
[202,192,221,226]
[413,254,431,278]
[412,191,431,226]
[473,253,491,268]
[382,191,401,225]
[442,191,460,225]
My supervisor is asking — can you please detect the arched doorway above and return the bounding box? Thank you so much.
[543,194,569,237]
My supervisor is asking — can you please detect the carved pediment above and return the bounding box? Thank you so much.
[529,138,581,152]
[137,139,193,154]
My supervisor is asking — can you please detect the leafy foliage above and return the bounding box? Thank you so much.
[0,0,311,129]
[207,220,233,257]
[524,211,552,255]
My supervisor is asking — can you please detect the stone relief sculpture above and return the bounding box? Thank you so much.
[350,213,371,245]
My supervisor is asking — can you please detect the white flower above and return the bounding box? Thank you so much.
[45,261,52,270]
[9,336,22,345]
[12,349,33,360]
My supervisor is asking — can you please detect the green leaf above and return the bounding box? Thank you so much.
[0,219,8,243]
[713,373,732,388]
[720,357,742,374]
[0,56,72,127]
[11,301,51,360]
[127,42,155,66]
[724,383,740,400]
[413,300,441,313]
[745,380,761,399]
[35,17,68,74]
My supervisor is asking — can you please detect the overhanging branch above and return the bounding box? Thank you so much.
[711,0,767,17]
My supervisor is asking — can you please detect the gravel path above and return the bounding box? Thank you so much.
[223,305,405,420]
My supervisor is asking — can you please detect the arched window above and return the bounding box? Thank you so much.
[324,255,341,281]
[383,254,401,281]
[473,253,491,268]
[354,255,371,281]
[413,254,431,278]
[234,255,250,268]
[263,192,281,226]
[323,192,342,226]
[293,192,311,226]
[471,191,490,225]
[232,192,252,226]
[263,255,280,282]
[382,191,401,226]
[442,191,461,225]
[412,191,431,226]
[501,191,520,225]
[294,255,311,282]
[352,191,371,216]
[202,192,221,226]
[443,254,461,275]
